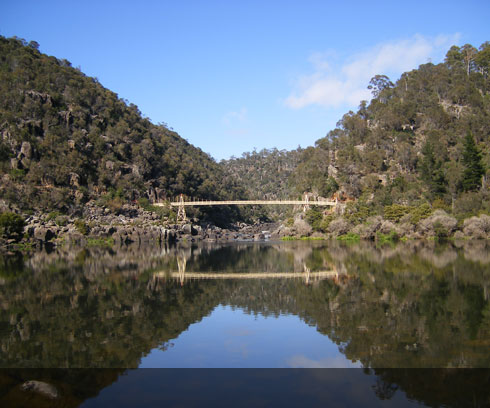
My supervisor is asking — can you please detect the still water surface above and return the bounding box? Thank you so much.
[1,240,489,406]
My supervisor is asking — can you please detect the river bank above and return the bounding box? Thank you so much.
[1,201,489,253]
[1,201,283,252]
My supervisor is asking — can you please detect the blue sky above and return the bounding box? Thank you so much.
[1,1,489,160]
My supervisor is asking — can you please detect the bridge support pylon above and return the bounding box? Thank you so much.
[177,194,187,223]
[303,192,310,212]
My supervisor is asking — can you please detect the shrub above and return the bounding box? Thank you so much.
[138,197,172,219]
[379,220,398,235]
[384,204,411,222]
[319,214,335,232]
[463,215,490,239]
[105,197,124,213]
[376,231,399,245]
[398,222,415,237]
[432,198,450,212]
[453,231,465,240]
[409,203,432,224]
[305,208,324,231]
[454,192,483,216]
[74,219,89,235]
[353,216,383,240]
[337,232,360,242]
[327,218,351,236]
[0,212,25,241]
[9,168,26,181]
[46,211,67,226]
[433,221,449,240]
[418,210,457,237]
[344,203,372,225]
[54,215,68,226]
[46,211,61,222]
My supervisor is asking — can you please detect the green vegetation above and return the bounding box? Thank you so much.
[383,204,411,222]
[219,43,488,237]
[86,237,114,246]
[281,236,325,241]
[0,36,246,225]
[0,36,489,235]
[290,42,489,222]
[376,231,399,245]
[221,148,303,201]
[409,203,433,224]
[0,212,25,241]
[221,148,303,220]
[74,219,89,235]
[138,197,173,220]
[337,232,360,242]
[461,132,486,192]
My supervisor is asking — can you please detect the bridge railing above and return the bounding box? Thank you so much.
[159,200,337,206]
[153,194,337,222]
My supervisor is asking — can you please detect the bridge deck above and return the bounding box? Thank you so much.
[154,200,337,207]
[155,270,338,280]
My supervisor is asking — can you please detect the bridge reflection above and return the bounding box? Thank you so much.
[153,255,343,286]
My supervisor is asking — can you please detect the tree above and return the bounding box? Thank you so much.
[461,44,478,77]
[475,42,490,77]
[28,40,39,50]
[419,141,446,197]
[0,212,25,241]
[460,132,485,192]
[368,75,394,98]
[445,45,463,69]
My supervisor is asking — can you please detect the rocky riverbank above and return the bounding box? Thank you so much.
[10,201,282,250]
[2,199,490,254]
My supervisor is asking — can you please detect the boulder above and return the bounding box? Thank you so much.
[21,381,59,399]
[181,224,198,236]
[34,227,55,242]
[20,141,32,159]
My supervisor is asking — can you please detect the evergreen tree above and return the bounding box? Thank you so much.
[460,132,485,192]
[419,141,446,197]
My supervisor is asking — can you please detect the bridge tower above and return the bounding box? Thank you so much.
[303,192,310,212]
[177,194,187,223]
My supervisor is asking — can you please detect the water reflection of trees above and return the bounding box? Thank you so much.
[0,241,489,405]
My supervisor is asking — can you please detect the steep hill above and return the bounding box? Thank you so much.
[221,148,303,200]
[220,148,304,221]
[0,36,245,218]
[290,43,490,218]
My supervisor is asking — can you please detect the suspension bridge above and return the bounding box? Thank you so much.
[154,193,337,222]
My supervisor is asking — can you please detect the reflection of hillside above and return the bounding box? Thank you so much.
[371,368,490,407]
[0,368,123,408]
[0,241,489,406]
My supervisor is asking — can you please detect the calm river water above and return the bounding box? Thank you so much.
[1,240,489,406]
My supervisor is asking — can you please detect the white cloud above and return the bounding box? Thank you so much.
[285,34,460,110]
[222,107,248,125]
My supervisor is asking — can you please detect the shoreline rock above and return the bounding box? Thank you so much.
[1,201,489,253]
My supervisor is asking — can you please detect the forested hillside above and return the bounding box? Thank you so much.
[220,43,490,237]
[0,36,245,217]
[226,43,489,227]
[291,42,490,217]
[1,36,489,236]
[221,148,303,200]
